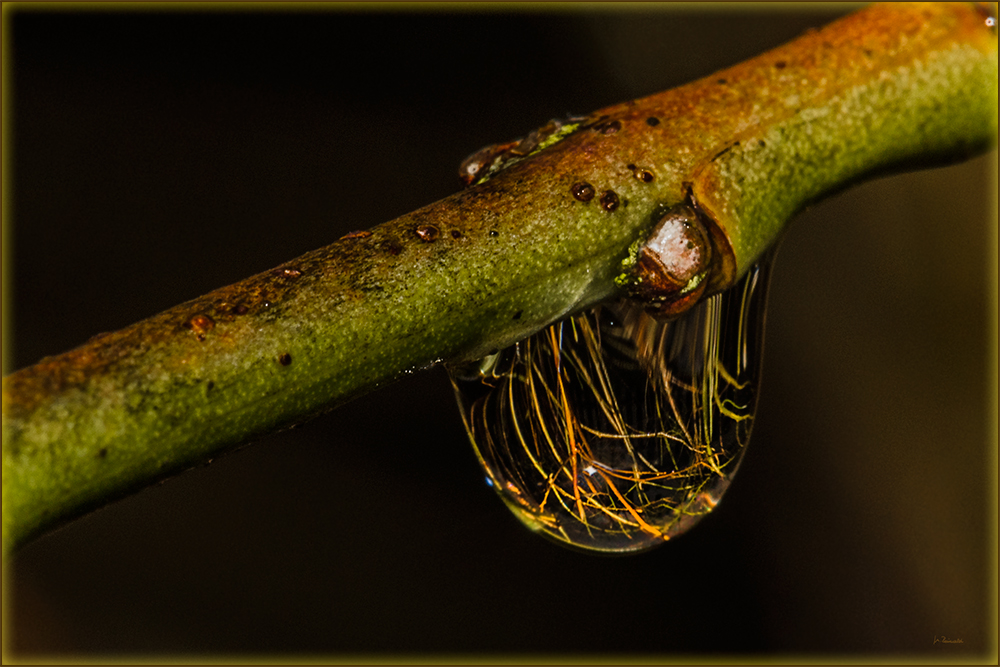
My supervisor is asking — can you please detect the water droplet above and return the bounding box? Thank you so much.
[489,230,500,238]
[600,190,620,212]
[448,257,772,553]
[416,225,440,242]
[283,268,302,278]
[451,230,463,239]
[184,314,215,338]
[629,166,654,183]
[571,181,595,202]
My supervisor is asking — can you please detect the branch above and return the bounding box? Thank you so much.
[3,2,996,555]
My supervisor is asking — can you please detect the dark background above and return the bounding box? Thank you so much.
[5,5,995,659]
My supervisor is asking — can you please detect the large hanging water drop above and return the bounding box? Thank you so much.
[448,255,771,553]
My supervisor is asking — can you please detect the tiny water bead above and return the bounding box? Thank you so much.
[571,181,595,202]
[448,257,772,553]
[599,190,620,212]
[184,313,215,341]
[415,224,440,242]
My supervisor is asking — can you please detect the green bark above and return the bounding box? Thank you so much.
[3,2,997,555]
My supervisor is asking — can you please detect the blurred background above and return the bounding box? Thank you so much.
[5,4,996,659]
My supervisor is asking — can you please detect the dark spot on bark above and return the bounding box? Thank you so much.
[384,242,403,256]
[207,381,215,391]
[645,117,660,126]
[626,163,636,170]
[775,60,786,69]
[416,225,440,242]
[233,304,249,315]
[600,190,620,212]
[759,139,766,148]
[279,353,292,366]
[571,182,595,202]
[513,310,523,320]
[98,448,108,459]
[451,230,462,239]
[717,78,727,84]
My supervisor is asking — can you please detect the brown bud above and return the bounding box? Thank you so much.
[629,204,712,317]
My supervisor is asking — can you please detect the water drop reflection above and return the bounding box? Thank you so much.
[448,254,773,553]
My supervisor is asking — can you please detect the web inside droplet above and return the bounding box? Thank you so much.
[448,257,771,553]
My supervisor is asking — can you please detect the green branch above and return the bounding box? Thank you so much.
[3,2,996,555]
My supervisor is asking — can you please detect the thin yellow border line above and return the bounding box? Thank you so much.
[0,3,994,665]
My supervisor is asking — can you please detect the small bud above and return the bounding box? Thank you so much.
[627,204,712,317]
